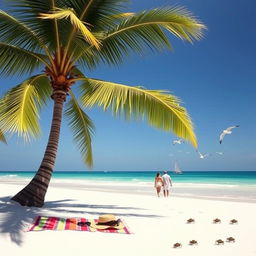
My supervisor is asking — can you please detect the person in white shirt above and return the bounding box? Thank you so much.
[162,170,172,197]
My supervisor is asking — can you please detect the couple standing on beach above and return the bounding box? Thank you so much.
[154,171,172,197]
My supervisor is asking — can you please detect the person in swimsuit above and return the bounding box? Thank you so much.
[154,172,163,197]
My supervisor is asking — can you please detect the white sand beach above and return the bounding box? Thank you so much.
[1,178,256,256]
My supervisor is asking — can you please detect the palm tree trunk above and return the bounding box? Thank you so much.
[11,90,67,207]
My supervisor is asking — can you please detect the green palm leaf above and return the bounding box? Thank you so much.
[61,0,131,61]
[80,78,197,147]
[106,6,205,43]
[0,74,51,140]
[70,37,101,69]
[65,90,95,167]
[6,0,58,51]
[0,128,7,143]
[40,8,101,49]
[0,9,44,52]
[7,0,128,53]
[76,6,205,65]
[61,0,130,33]
[0,43,47,76]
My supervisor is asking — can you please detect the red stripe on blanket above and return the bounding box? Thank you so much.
[44,217,57,230]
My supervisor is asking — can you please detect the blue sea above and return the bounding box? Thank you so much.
[1,171,256,186]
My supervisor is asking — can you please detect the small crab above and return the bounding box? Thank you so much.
[186,218,195,224]
[226,237,235,243]
[230,219,238,224]
[215,239,224,245]
[189,240,198,246]
[173,243,182,248]
[213,218,221,224]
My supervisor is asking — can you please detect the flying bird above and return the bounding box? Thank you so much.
[172,139,184,145]
[197,151,210,159]
[219,125,239,144]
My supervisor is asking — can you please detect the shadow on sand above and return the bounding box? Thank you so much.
[0,196,162,246]
[0,196,39,246]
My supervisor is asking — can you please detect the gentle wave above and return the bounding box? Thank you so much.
[1,171,256,187]
[51,178,152,187]
[49,178,256,189]
[173,182,241,188]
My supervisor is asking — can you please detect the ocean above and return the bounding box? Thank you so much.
[1,171,256,186]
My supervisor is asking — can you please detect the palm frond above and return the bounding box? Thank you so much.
[0,128,7,144]
[71,66,86,78]
[80,78,197,147]
[106,6,205,43]
[111,12,134,19]
[0,43,47,76]
[58,0,132,63]
[77,6,205,65]
[0,9,45,52]
[65,90,95,167]
[6,0,59,51]
[61,0,130,31]
[0,74,51,140]
[40,8,101,49]
[68,36,101,70]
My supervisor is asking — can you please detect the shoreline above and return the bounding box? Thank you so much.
[2,176,256,204]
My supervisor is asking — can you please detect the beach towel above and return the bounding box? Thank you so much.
[28,216,132,234]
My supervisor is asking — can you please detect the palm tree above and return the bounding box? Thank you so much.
[0,0,205,207]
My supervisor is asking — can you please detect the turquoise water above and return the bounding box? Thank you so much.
[1,171,256,186]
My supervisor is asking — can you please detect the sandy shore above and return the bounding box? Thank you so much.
[0,179,256,256]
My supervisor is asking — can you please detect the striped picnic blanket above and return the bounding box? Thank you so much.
[28,216,132,234]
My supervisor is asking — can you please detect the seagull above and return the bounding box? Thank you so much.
[197,151,210,159]
[219,125,239,144]
[172,138,183,145]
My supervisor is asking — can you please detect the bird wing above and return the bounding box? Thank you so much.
[219,132,225,143]
[226,125,239,131]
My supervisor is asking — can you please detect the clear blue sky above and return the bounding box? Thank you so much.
[0,0,255,171]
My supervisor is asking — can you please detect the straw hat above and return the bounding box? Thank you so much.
[90,214,124,230]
